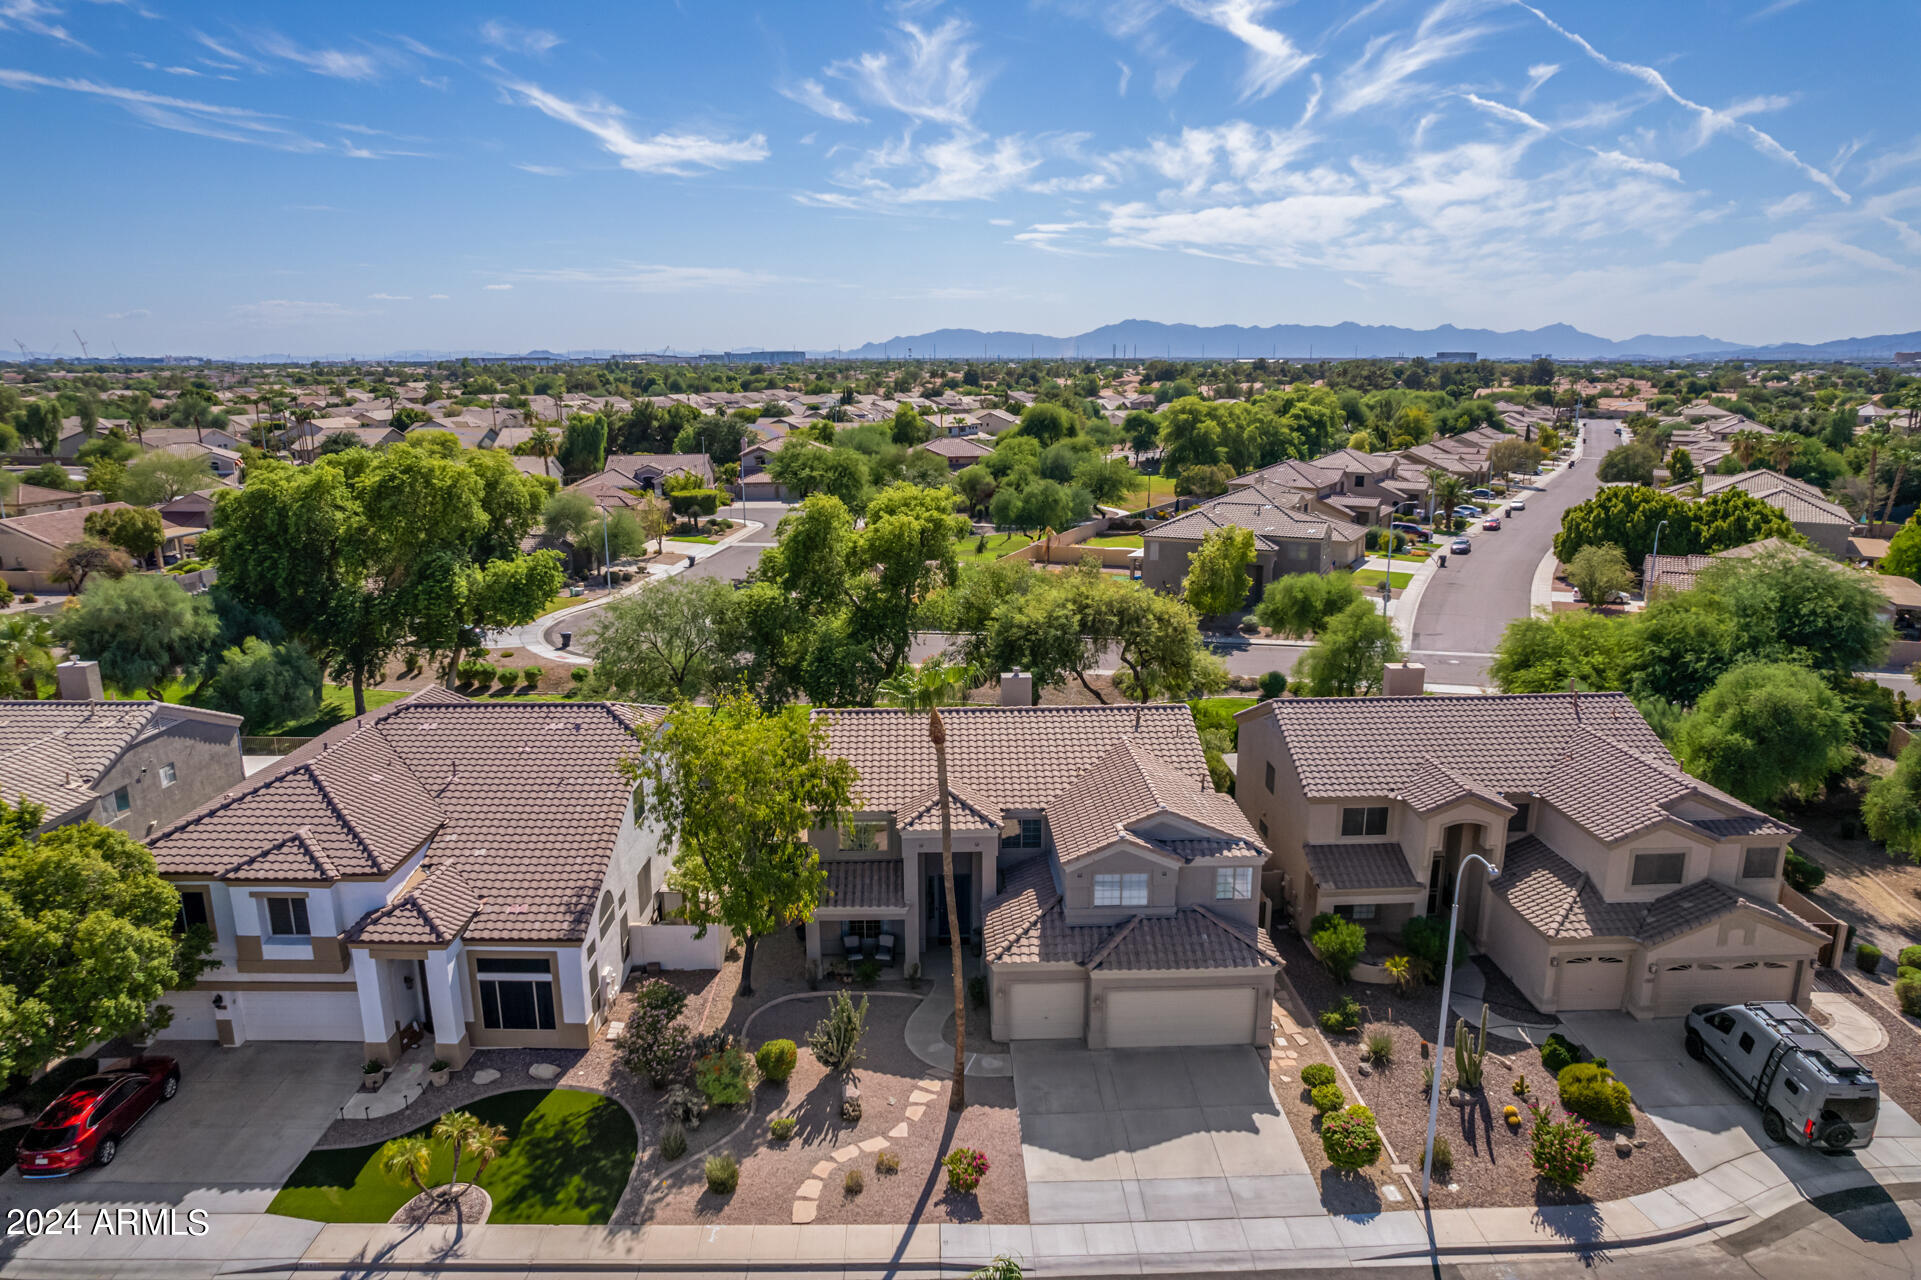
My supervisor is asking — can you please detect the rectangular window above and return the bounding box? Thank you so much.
[174,889,209,935]
[265,896,310,937]
[159,762,177,788]
[1005,818,1045,850]
[1342,903,1378,921]
[1264,761,1275,793]
[841,822,883,851]
[1258,817,1269,840]
[101,786,131,820]
[1215,867,1254,900]
[1340,806,1388,837]
[477,957,557,1032]
[1630,851,1687,887]
[1507,802,1531,833]
[1093,873,1150,907]
[1742,846,1781,880]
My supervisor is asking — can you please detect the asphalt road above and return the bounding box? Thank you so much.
[1404,419,1605,687]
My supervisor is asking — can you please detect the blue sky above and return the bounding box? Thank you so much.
[1,0,1916,356]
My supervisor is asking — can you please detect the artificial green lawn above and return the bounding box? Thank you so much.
[668,534,719,544]
[1082,534,1143,549]
[1121,476,1177,511]
[268,1089,635,1225]
[953,532,1035,563]
[1351,569,1415,590]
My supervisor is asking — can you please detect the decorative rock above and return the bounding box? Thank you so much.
[1276,1075,1291,1084]
[1615,1137,1633,1157]
[796,1179,823,1200]
[528,1063,560,1081]
[1633,1139,1647,1149]
[916,1079,941,1091]
[858,1136,889,1153]
[812,1161,837,1179]
[1448,1087,1470,1108]
[889,1123,910,1138]
[908,1090,936,1105]
[1356,1063,1371,1077]
[471,1069,501,1085]
[792,1201,817,1224]
[905,1105,925,1121]
[832,1144,861,1163]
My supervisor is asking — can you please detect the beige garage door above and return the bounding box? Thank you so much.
[1107,986,1256,1048]
[1553,954,1630,1011]
[1653,959,1796,1017]
[239,990,366,1041]
[1008,981,1085,1040]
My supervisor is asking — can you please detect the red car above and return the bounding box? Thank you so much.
[15,1056,179,1177]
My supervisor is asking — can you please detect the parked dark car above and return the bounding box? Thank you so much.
[1390,522,1425,539]
[14,1057,179,1177]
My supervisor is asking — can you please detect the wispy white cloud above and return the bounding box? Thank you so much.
[1333,0,1495,117]
[483,283,513,290]
[1115,60,1131,96]
[501,79,768,175]
[1015,220,1106,256]
[803,129,1041,207]
[479,18,562,55]
[232,299,356,323]
[1519,61,1558,103]
[1863,140,1921,187]
[368,292,411,300]
[0,0,86,48]
[1765,191,1815,219]
[0,68,333,151]
[778,78,864,124]
[1509,0,1849,203]
[829,16,984,127]
[1588,149,1681,181]
[428,293,449,300]
[251,31,382,80]
[1462,92,1547,131]
[506,264,797,292]
[1173,0,1312,101]
[105,307,149,320]
[1744,0,1804,23]
[514,162,568,176]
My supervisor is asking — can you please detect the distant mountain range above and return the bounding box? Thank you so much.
[834,320,1921,363]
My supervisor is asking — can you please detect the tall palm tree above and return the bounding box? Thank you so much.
[379,1136,435,1200]
[878,657,977,1113]
[1765,434,1796,472]
[433,1111,487,1191]
[1730,429,1765,468]
[1429,471,1467,535]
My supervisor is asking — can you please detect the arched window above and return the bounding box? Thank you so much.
[598,890,616,937]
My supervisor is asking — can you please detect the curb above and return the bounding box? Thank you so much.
[1527,548,1558,615]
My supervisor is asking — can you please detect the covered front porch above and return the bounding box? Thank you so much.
[349,944,471,1070]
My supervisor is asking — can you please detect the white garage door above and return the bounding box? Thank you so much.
[1007,981,1085,1040]
[1554,954,1630,1011]
[1107,986,1256,1048]
[238,990,365,1042]
[1653,959,1796,1017]
[153,991,217,1041]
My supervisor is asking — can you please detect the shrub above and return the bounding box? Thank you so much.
[1318,994,1361,1034]
[1259,670,1288,699]
[521,665,542,689]
[943,1147,990,1194]
[1858,942,1883,973]
[769,1116,797,1141]
[844,1167,864,1195]
[1428,1134,1453,1173]
[1312,915,1368,982]
[809,990,869,1074]
[1557,1062,1634,1127]
[664,1084,707,1129]
[968,974,988,1008]
[756,1038,798,1084]
[570,666,590,684]
[1364,1030,1394,1064]
[855,958,882,986]
[1320,1105,1383,1170]
[660,1123,687,1161]
[1300,1062,1337,1089]
[495,666,520,690]
[695,1045,755,1108]
[1529,1106,1596,1187]
[1898,973,1921,1017]
[704,1153,739,1195]
[876,1150,900,1175]
[1783,848,1826,894]
[634,978,689,1018]
[616,1004,693,1087]
[1540,1031,1587,1076]
[1901,945,1921,970]
[1401,915,1468,976]
[1311,1083,1345,1114]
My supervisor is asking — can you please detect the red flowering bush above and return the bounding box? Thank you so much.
[943,1146,990,1194]
[1529,1104,1597,1187]
[1319,1104,1383,1170]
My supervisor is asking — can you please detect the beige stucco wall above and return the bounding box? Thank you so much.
[1060,845,1179,924]
[1086,970,1276,1050]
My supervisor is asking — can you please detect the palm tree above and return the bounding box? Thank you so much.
[1730,429,1765,468]
[877,657,977,1114]
[379,1136,435,1201]
[1765,434,1796,472]
[1429,471,1467,536]
[466,1120,508,1184]
[1884,440,1915,526]
[0,615,55,697]
[432,1111,490,1192]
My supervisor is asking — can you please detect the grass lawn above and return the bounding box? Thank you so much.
[1082,534,1143,549]
[268,1089,635,1225]
[667,535,718,544]
[1352,569,1415,590]
[1120,475,1177,511]
[954,531,1035,563]
[1192,695,1259,718]
[263,686,407,738]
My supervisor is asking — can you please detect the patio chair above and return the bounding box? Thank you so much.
[841,929,861,956]
[876,932,896,965]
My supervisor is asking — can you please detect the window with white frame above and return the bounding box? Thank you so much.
[476,957,556,1031]
[1215,867,1254,900]
[1093,872,1149,906]
[264,896,310,937]
[159,762,177,788]
[1339,903,1378,921]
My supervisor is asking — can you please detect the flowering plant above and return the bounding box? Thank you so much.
[1528,1103,1596,1187]
[943,1146,990,1194]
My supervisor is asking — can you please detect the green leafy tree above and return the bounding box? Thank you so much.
[50,537,132,593]
[1673,662,1855,807]
[83,506,164,565]
[541,489,599,546]
[23,461,75,492]
[86,458,126,503]
[1072,455,1136,508]
[583,576,740,701]
[120,451,216,505]
[890,405,929,446]
[624,692,858,997]
[1179,462,1236,498]
[1293,599,1403,696]
[1700,550,1890,681]
[0,615,55,697]
[1183,525,1255,618]
[1881,514,1921,580]
[1255,571,1364,638]
[1865,738,1921,860]
[18,400,62,453]
[53,574,219,698]
[1565,543,1634,610]
[557,415,608,482]
[1668,447,1696,483]
[206,637,322,732]
[1490,611,1641,694]
[0,797,216,1081]
[1597,442,1659,486]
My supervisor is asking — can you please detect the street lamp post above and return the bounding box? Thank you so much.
[1421,851,1500,1202]
[1650,518,1669,565]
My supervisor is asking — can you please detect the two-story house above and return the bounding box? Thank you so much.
[813,700,1279,1050]
[146,690,669,1068]
[1140,482,1368,602]
[1236,691,1828,1018]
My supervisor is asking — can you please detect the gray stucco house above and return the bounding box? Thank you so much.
[1139,482,1367,604]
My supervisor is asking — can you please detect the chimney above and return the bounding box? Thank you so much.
[56,660,104,701]
[1381,662,1426,697]
[1000,670,1033,707]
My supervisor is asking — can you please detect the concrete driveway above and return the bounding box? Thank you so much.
[1559,1011,1921,1207]
[1012,1042,1318,1230]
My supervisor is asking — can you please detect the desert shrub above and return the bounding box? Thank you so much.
[1364,1030,1394,1064]
[809,990,869,1074]
[1898,973,1921,1017]
[855,958,882,986]
[1557,1062,1634,1126]
[694,1044,755,1108]
[755,1038,798,1084]
[664,1084,707,1129]
[1783,848,1825,893]
[1900,945,1921,970]
[495,666,521,690]
[943,1147,990,1194]
[1428,1134,1453,1173]
[968,974,988,1007]
[1858,943,1883,973]
[1318,994,1361,1034]
[704,1153,739,1195]
[769,1116,797,1141]
[616,1004,693,1087]
[844,1167,864,1194]
[1300,1063,1337,1089]
[633,978,688,1018]
[1401,915,1468,976]
[1311,1083,1345,1114]
[876,1150,900,1175]
[1539,1031,1587,1076]
[521,665,542,689]
[1320,1105,1382,1170]
[1259,670,1287,698]
[660,1123,687,1161]
[1312,915,1367,982]
[1529,1105,1596,1187]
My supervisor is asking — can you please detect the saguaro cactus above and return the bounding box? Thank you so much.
[1454,1003,1489,1090]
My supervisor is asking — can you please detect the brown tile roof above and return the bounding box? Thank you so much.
[1045,740,1264,865]
[1086,905,1281,972]
[1635,875,1824,947]
[349,867,483,944]
[920,437,994,459]
[152,691,664,943]
[1149,484,1365,547]
[1233,459,1342,491]
[1303,842,1422,892]
[821,860,907,912]
[0,700,241,819]
[604,453,714,483]
[1397,758,1514,815]
[897,779,1002,833]
[817,704,1206,816]
[982,857,1124,965]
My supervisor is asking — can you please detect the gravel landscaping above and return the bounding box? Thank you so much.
[1827,974,1921,1120]
[1276,931,1694,1209]
[643,996,1026,1227]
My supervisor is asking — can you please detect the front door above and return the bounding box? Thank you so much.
[927,872,974,944]
[417,960,434,1034]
